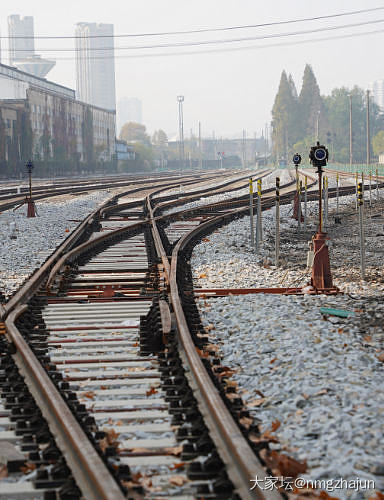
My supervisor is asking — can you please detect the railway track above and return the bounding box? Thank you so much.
[0,168,364,499]
[0,171,226,213]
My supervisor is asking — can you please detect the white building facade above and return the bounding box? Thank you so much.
[75,23,116,112]
[0,61,115,170]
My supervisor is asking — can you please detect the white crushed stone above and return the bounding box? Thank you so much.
[0,191,113,298]
[191,182,384,498]
[164,169,293,215]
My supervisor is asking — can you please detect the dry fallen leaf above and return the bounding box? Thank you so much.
[0,465,8,479]
[318,491,340,500]
[239,416,253,429]
[377,353,384,363]
[165,445,183,456]
[169,462,187,470]
[198,273,207,279]
[20,462,36,475]
[248,397,266,407]
[81,391,95,400]
[260,449,307,478]
[196,347,210,359]
[202,238,210,242]
[271,420,281,432]
[146,387,158,397]
[106,429,120,445]
[169,475,188,486]
[368,493,384,500]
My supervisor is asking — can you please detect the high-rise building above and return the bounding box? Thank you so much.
[117,97,142,132]
[75,23,116,111]
[8,15,55,78]
[369,80,384,111]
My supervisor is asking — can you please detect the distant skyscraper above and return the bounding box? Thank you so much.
[117,97,143,132]
[8,15,55,78]
[75,23,116,111]
[369,80,384,111]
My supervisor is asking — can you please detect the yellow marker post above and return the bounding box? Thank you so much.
[324,176,329,227]
[304,175,308,231]
[357,182,365,279]
[249,177,254,248]
[355,172,358,211]
[369,171,372,208]
[256,178,262,248]
[376,168,379,199]
[275,177,280,266]
[336,172,339,217]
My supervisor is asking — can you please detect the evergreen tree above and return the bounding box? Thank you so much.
[271,70,297,160]
[298,64,324,140]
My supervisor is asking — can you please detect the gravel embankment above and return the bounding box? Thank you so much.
[191,184,384,498]
[0,191,113,298]
[164,169,293,215]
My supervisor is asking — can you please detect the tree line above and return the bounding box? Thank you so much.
[271,64,384,164]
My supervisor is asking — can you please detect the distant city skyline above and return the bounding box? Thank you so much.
[7,14,55,78]
[75,22,116,111]
[0,1,384,137]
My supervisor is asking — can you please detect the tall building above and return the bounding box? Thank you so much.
[117,97,142,132]
[369,79,384,111]
[0,61,116,172]
[8,15,55,78]
[75,23,116,111]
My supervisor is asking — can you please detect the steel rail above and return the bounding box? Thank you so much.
[152,169,271,215]
[149,173,320,499]
[0,173,204,212]
[2,175,207,317]
[4,306,126,500]
[167,215,281,500]
[0,171,319,499]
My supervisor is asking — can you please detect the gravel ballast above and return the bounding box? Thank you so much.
[0,191,113,298]
[191,176,384,498]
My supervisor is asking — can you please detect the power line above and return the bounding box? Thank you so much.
[22,26,384,61]
[1,6,383,39]
[7,18,384,51]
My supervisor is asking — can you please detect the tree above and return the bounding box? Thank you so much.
[119,122,150,145]
[298,64,324,140]
[372,131,384,156]
[271,70,298,159]
[132,142,154,170]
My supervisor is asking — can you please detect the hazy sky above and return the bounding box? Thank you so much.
[1,0,383,138]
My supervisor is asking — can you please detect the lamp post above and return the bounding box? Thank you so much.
[26,159,36,217]
[177,96,185,173]
[217,151,224,170]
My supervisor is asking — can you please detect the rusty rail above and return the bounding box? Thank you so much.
[4,306,125,500]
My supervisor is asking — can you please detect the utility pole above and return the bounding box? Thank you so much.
[264,124,268,165]
[366,89,371,168]
[212,131,217,166]
[349,94,353,169]
[177,95,185,172]
[242,129,247,169]
[198,121,203,169]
